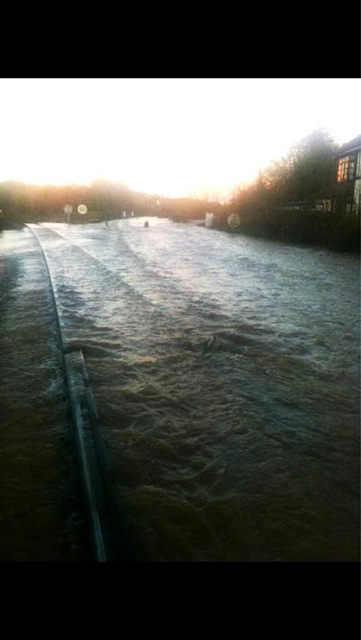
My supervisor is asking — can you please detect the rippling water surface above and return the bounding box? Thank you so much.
[0,229,84,560]
[4,218,360,561]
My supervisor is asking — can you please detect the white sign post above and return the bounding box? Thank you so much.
[64,204,73,224]
[77,204,88,215]
[227,213,241,230]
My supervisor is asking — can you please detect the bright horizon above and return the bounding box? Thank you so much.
[0,78,360,201]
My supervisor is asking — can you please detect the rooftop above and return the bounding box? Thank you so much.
[336,135,361,156]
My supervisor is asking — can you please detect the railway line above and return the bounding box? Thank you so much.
[27,223,119,562]
[29,222,186,318]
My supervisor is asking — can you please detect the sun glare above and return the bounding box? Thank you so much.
[0,78,360,200]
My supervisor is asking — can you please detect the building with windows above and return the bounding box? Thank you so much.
[332,135,361,216]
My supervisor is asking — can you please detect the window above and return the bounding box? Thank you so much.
[337,154,357,182]
[337,156,349,182]
[348,154,356,180]
[356,151,361,179]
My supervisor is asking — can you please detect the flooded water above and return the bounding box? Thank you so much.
[1,217,360,561]
[0,229,85,561]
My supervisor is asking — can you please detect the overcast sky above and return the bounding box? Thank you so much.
[0,78,360,200]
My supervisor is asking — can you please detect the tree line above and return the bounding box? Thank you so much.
[0,129,359,251]
[0,180,134,222]
[0,178,221,224]
[219,129,360,252]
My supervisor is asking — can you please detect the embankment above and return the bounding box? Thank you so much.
[213,209,360,253]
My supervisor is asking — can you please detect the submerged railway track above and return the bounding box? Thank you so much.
[27,223,118,562]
